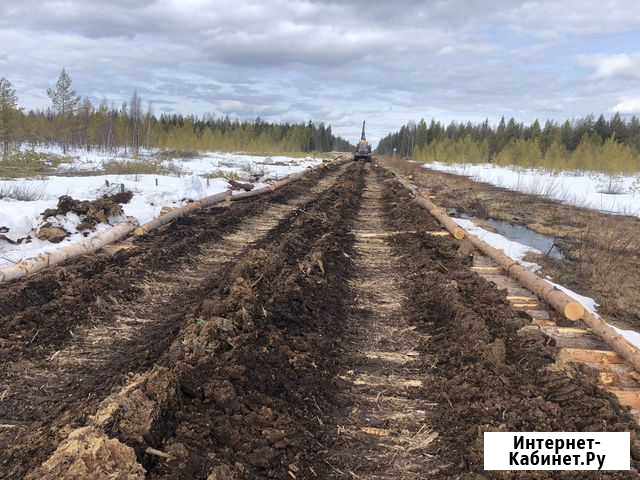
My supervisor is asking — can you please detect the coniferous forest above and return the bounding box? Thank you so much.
[0,70,351,159]
[377,116,640,174]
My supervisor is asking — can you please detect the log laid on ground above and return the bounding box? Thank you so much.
[231,185,272,201]
[231,169,311,201]
[580,311,640,374]
[0,221,138,283]
[134,190,230,236]
[386,165,640,374]
[462,230,585,321]
[414,194,466,240]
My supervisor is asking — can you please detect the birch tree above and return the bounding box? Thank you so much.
[129,90,142,156]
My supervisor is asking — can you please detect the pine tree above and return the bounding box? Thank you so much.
[47,69,80,153]
[0,77,19,159]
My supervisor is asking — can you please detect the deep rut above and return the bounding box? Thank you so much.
[0,164,345,480]
[326,165,437,478]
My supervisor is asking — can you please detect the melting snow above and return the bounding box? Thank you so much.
[0,150,321,267]
[453,216,640,350]
[425,162,640,217]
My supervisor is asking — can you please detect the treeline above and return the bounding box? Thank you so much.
[0,70,351,159]
[377,116,640,174]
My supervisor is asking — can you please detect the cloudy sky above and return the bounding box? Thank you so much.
[1,0,639,144]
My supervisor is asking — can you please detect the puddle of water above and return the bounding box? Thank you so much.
[486,219,564,260]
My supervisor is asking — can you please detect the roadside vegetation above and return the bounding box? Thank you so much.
[378,116,640,175]
[0,70,351,164]
[0,150,72,178]
[0,181,47,201]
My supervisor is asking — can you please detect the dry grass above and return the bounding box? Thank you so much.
[572,217,640,323]
[0,151,71,178]
[0,182,47,201]
[102,159,171,175]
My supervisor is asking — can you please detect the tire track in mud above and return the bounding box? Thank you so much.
[0,162,347,480]
[7,160,640,480]
[25,161,366,480]
[323,165,438,478]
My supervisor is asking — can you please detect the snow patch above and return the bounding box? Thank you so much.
[1,149,321,268]
[453,217,542,271]
[425,162,640,217]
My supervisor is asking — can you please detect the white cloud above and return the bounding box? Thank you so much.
[580,53,640,79]
[1,0,640,143]
[612,98,640,114]
[499,0,640,36]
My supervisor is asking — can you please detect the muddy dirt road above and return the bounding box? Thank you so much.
[1,161,639,479]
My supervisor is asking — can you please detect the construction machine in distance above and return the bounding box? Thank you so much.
[354,121,372,161]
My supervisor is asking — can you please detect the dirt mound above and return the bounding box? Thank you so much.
[26,426,145,480]
[91,367,177,450]
[42,192,131,231]
[36,226,66,243]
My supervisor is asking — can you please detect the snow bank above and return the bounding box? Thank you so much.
[1,149,321,267]
[425,162,640,217]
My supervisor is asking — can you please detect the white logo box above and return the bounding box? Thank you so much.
[484,432,630,471]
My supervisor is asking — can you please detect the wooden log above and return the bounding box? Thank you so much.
[0,221,138,283]
[414,194,465,240]
[580,311,640,374]
[461,231,585,320]
[231,186,272,200]
[384,165,640,374]
[558,348,624,365]
[607,388,640,409]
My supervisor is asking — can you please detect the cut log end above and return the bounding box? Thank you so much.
[564,302,585,321]
[452,228,465,240]
[133,227,147,237]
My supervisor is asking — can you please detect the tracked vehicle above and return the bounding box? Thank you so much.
[354,121,372,161]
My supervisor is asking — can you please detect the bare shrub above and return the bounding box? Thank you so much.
[0,182,47,201]
[597,175,626,195]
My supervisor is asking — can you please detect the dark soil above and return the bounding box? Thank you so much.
[381,157,640,330]
[0,162,343,480]
[379,167,640,479]
[0,163,340,359]
[145,163,365,479]
[3,160,639,479]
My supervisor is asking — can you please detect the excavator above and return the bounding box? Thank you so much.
[354,121,372,161]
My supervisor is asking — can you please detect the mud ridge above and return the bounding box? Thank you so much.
[379,166,640,479]
[26,162,365,479]
[0,162,345,480]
